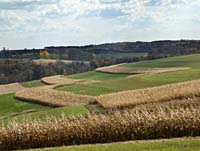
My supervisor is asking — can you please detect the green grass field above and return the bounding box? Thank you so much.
[0,93,49,118]
[125,54,200,69]
[22,80,46,88]
[35,138,200,151]
[58,54,200,96]
[0,93,89,125]
[1,54,200,151]
[1,105,89,125]
[67,71,129,81]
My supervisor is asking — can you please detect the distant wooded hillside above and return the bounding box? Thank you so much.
[1,40,200,60]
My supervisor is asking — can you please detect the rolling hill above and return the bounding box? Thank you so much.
[1,54,200,150]
[57,54,200,96]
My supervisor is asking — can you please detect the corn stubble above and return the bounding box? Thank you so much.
[96,80,200,109]
[1,97,200,150]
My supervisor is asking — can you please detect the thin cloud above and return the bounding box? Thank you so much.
[0,0,199,49]
[0,0,57,10]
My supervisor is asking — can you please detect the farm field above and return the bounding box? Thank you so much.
[2,95,200,150]
[16,87,93,107]
[22,80,47,88]
[58,54,200,96]
[1,105,88,125]
[1,54,200,150]
[0,92,89,126]
[34,138,200,151]
[96,63,190,74]
[0,83,25,95]
[96,80,200,109]
[0,93,49,118]
[67,71,129,81]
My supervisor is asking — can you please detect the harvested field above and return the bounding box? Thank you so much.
[0,83,25,95]
[41,75,97,86]
[96,64,190,74]
[96,80,200,109]
[1,97,200,150]
[15,87,94,107]
[33,59,90,66]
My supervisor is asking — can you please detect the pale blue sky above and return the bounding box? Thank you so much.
[0,0,199,49]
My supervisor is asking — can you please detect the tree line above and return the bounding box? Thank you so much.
[0,60,93,84]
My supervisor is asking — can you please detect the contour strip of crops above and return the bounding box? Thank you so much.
[96,80,200,109]
[1,97,200,150]
[41,75,87,85]
[15,87,94,107]
[0,83,25,95]
[96,64,189,74]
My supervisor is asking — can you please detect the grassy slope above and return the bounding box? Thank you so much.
[0,93,49,118]
[59,71,129,96]
[125,54,200,68]
[0,93,88,124]
[35,138,200,151]
[1,105,88,125]
[22,80,46,88]
[67,71,129,81]
[58,54,200,96]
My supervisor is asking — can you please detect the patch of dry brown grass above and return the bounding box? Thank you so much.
[0,83,25,95]
[96,80,200,109]
[15,87,94,107]
[1,97,200,150]
[41,75,97,86]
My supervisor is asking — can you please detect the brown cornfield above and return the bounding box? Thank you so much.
[15,87,94,107]
[0,83,25,95]
[96,80,200,109]
[1,97,200,150]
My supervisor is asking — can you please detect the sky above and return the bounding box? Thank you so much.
[0,0,200,49]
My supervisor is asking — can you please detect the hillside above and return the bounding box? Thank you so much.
[1,40,200,60]
[1,54,200,150]
[58,54,200,95]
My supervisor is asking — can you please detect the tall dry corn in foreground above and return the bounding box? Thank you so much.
[15,87,94,107]
[1,97,200,150]
[96,80,200,109]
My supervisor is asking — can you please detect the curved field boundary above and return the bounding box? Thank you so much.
[15,87,94,107]
[96,80,200,109]
[16,75,98,108]
[0,83,25,95]
[96,64,190,75]
[41,75,98,86]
